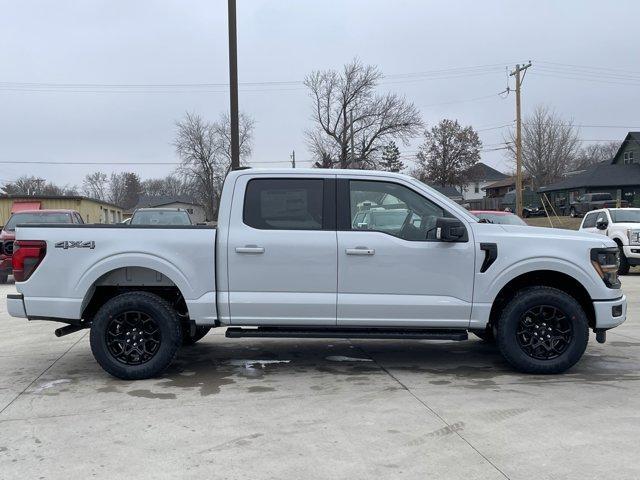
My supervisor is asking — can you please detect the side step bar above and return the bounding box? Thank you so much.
[225,327,468,341]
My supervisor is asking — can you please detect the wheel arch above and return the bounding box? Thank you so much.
[80,265,189,323]
[488,270,596,330]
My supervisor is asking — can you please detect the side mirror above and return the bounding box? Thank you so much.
[596,218,608,230]
[435,217,468,242]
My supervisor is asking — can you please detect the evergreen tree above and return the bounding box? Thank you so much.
[380,141,404,172]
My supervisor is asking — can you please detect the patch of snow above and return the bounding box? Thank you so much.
[325,356,372,362]
[32,379,71,393]
[230,359,291,369]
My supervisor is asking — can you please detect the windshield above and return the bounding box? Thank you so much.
[610,209,640,223]
[4,212,72,231]
[474,212,527,226]
[131,210,192,225]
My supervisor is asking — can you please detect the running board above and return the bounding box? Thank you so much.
[225,327,468,341]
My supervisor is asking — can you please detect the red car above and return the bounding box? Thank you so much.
[0,209,84,283]
[470,210,528,226]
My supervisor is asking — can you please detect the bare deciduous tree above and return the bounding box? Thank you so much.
[141,175,194,198]
[572,141,621,170]
[412,119,482,188]
[174,111,254,219]
[304,58,422,169]
[82,172,108,201]
[506,105,581,187]
[2,176,77,196]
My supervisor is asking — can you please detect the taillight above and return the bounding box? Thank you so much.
[12,240,46,282]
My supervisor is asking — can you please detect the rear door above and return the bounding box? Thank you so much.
[226,175,337,325]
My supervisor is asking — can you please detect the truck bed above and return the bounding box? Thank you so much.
[12,224,217,323]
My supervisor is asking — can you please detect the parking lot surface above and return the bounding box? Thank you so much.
[1,278,639,480]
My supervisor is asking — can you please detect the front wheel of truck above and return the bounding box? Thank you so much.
[90,291,182,380]
[496,286,589,374]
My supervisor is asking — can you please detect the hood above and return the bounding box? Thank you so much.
[472,222,615,248]
[0,229,14,241]
[611,222,640,230]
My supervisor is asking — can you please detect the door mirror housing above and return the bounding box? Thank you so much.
[435,217,468,242]
[596,218,608,230]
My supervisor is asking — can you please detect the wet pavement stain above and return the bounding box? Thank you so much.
[247,386,276,393]
[127,389,177,400]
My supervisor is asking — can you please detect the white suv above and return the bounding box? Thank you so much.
[579,208,640,274]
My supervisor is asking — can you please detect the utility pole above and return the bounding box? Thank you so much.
[290,150,296,168]
[509,61,532,217]
[227,0,240,170]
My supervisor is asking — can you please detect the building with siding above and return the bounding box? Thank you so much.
[539,132,640,214]
[0,195,124,225]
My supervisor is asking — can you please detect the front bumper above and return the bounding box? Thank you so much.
[623,246,640,265]
[7,293,27,318]
[593,295,627,329]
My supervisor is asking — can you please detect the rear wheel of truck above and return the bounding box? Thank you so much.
[90,292,182,380]
[0,274,7,284]
[496,286,589,374]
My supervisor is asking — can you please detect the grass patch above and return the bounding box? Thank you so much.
[525,216,581,230]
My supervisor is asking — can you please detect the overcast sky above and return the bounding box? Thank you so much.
[1,0,639,188]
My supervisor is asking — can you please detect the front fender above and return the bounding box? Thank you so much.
[480,256,606,304]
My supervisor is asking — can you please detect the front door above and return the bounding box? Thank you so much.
[227,175,337,325]
[337,178,475,328]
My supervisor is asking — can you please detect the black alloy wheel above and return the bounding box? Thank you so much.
[106,311,162,365]
[516,305,573,360]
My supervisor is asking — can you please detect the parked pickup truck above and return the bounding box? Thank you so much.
[579,208,640,275]
[569,193,628,218]
[7,169,627,379]
[0,209,84,284]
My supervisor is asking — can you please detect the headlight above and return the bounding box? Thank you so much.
[628,229,640,246]
[590,247,620,288]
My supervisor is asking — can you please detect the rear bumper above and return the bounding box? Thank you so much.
[593,295,627,329]
[7,293,27,318]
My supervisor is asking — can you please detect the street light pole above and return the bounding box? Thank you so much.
[228,0,240,170]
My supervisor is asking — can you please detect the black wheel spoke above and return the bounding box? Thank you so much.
[105,310,162,365]
[515,304,574,360]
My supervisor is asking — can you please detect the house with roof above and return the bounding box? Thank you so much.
[127,195,207,223]
[460,162,508,201]
[539,132,640,215]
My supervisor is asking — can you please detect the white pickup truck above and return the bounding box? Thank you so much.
[7,169,627,379]
[578,207,640,275]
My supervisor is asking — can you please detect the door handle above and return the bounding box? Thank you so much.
[235,245,265,254]
[345,247,375,256]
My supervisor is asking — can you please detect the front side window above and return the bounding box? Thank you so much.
[582,212,599,228]
[349,180,450,241]
[244,178,324,230]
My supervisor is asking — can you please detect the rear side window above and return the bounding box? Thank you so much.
[582,212,599,228]
[244,178,324,230]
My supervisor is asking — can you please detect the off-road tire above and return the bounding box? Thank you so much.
[90,291,182,380]
[496,286,589,374]
[617,244,630,275]
[0,274,8,284]
[182,325,211,345]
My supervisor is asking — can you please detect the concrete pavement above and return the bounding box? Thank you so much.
[1,277,639,479]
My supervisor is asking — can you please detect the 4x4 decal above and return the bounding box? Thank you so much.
[54,241,95,250]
